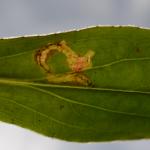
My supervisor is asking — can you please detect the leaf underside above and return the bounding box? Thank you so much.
[0,26,150,142]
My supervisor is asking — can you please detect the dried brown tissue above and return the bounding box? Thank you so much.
[35,40,95,86]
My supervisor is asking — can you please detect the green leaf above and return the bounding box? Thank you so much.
[0,26,150,142]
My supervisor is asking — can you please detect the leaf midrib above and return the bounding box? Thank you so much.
[0,79,150,119]
[0,78,149,95]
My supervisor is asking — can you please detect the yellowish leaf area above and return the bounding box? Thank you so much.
[35,40,95,86]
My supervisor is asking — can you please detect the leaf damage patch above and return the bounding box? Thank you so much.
[35,40,95,86]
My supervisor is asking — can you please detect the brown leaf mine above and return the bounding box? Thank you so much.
[35,40,95,86]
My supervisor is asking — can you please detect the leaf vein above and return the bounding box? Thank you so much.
[26,85,150,119]
[86,57,150,71]
[0,95,84,129]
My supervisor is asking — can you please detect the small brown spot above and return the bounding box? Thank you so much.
[56,43,62,46]
[135,47,140,53]
[59,105,64,110]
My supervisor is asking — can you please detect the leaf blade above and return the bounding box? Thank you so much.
[1,26,150,142]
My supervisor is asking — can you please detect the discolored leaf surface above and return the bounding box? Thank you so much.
[0,26,150,142]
